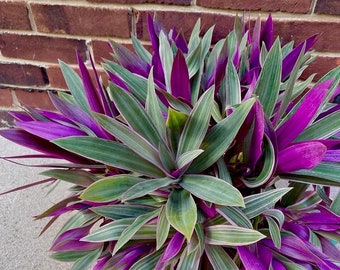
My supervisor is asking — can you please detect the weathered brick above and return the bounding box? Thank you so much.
[30,3,131,38]
[315,0,340,15]
[301,55,340,81]
[87,0,191,4]
[197,0,313,14]
[0,33,87,64]
[14,89,55,110]
[0,88,14,108]
[91,40,113,64]
[0,63,48,87]
[136,10,235,44]
[0,1,31,30]
[274,19,340,52]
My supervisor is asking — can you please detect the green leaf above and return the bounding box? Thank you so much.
[113,209,160,254]
[177,87,214,156]
[263,209,285,228]
[177,246,201,270]
[266,216,281,249]
[122,177,173,202]
[241,135,276,188]
[254,39,282,117]
[108,84,163,148]
[129,247,164,270]
[156,206,170,250]
[277,43,306,122]
[59,60,90,113]
[177,149,204,169]
[205,225,266,246]
[94,113,163,169]
[82,218,133,242]
[187,41,202,79]
[166,107,188,155]
[188,18,201,51]
[51,251,92,262]
[80,175,142,202]
[159,31,174,92]
[180,175,244,207]
[90,205,156,220]
[295,110,340,141]
[243,188,292,218]
[224,59,241,108]
[54,137,165,177]
[104,61,147,102]
[217,206,252,229]
[205,244,238,270]
[331,191,340,215]
[40,169,96,187]
[216,158,232,184]
[131,34,152,63]
[146,68,166,138]
[166,189,197,241]
[286,192,321,211]
[294,162,340,184]
[189,98,255,173]
[71,248,102,270]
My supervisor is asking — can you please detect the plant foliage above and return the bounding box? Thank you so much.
[1,14,340,269]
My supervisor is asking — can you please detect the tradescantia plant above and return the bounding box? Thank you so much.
[1,13,340,269]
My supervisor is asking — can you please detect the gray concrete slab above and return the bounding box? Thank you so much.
[0,135,72,269]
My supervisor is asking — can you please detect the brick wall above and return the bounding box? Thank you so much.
[0,0,339,111]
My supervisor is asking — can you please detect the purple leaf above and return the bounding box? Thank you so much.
[89,53,114,117]
[323,150,340,162]
[93,256,110,270]
[15,121,86,141]
[49,93,112,139]
[320,236,340,261]
[171,50,191,104]
[9,111,34,122]
[77,52,104,114]
[172,27,188,53]
[36,109,75,125]
[282,35,318,80]
[277,141,326,173]
[147,13,160,51]
[271,259,286,270]
[110,40,150,78]
[248,100,265,169]
[0,129,93,163]
[260,14,274,50]
[51,240,101,252]
[299,207,340,228]
[276,79,332,150]
[160,232,185,264]
[237,246,266,270]
[283,222,310,241]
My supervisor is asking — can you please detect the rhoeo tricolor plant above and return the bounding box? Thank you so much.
[1,14,340,269]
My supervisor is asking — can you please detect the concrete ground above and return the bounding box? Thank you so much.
[0,135,72,269]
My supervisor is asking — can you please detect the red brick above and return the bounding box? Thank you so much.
[315,0,340,15]
[136,10,235,44]
[0,88,14,107]
[87,0,191,4]
[14,89,54,110]
[0,63,48,87]
[0,33,87,64]
[30,4,131,38]
[274,19,340,52]
[301,55,340,81]
[91,40,113,64]
[47,64,109,90]
[197,0,313,14]
[0,1,31,30]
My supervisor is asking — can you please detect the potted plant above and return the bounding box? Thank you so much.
[1,14,340,269]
